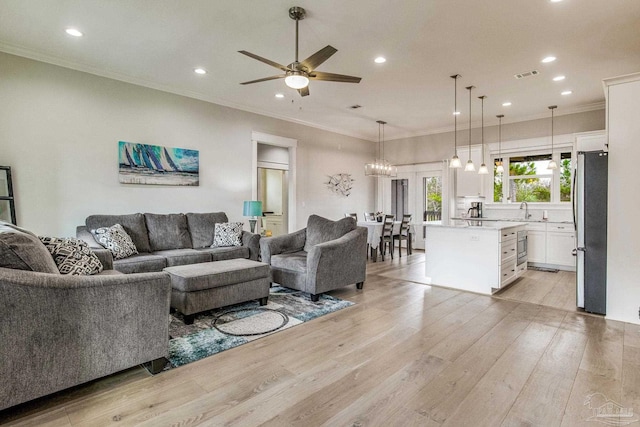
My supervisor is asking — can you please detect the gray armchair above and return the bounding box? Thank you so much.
[260,215,367,301]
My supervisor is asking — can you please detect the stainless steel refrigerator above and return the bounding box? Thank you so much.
[573,150,608,315]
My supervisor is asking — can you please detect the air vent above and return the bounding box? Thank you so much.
[349,104,362,109]
[514,70,539,79]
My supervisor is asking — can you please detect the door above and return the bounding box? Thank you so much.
[415,172,442,250]
[257,167,288,237]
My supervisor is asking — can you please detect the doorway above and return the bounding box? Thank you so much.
[257,168,288,237]
[251,131,297,234]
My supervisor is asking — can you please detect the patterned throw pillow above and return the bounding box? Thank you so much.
[39,237,104,275]
[92,223,138,260]
[211,222,244,247]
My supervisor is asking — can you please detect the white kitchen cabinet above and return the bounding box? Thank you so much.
[546,224,575,267]
[525,222,575,270]
[526,222,547,263]
[454,146,483,198]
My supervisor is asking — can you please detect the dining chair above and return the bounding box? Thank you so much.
[394,214,412,257]
[379,214,395,261]
[363,212,376,222]
[345,213,358,221]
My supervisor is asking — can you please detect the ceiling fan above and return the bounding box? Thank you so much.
[238,6,361,97]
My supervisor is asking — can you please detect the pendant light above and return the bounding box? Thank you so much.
[365,120,397,177]
[496,114,505,173]
[547,105,558,170]
[450,74,462,168]
[464,85,476,172]
[477,95,489,174]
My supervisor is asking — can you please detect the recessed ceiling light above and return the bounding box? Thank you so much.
[561,90,573,95]
[541,56,556,63]
[374,57,386,64]
[453,111,461,115]
[550,0,563,3]
[65,28,83,37]
[502,102,512,107]
[275,93,285,98]
[194,68,207,75]
[553,75,566,81]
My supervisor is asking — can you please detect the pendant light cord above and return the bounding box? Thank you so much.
[466,86,475,158]
[479,95,486,164]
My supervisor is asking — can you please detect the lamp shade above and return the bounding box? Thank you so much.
[243,200,263,217]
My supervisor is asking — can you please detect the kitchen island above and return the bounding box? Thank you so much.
[424,221,527,295]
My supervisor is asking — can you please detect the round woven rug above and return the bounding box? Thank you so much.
[212,307,289,336]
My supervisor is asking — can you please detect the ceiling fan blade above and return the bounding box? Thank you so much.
[238,51,290,72]
[309,71,362,83]
[240,75,286,85]
[300,45,337,71]
[297,86,310,97]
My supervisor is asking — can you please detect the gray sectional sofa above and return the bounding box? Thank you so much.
[76,212,260,274]
[0,222,171,411]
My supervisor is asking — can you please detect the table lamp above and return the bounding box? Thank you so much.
[243,200,263,233]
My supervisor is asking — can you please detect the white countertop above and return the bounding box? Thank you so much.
[450,217,572,224]
[426,221,527,230]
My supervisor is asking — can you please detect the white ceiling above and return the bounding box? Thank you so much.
[1,0,639,141]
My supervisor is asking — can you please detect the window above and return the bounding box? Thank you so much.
[493,151,572,203]
[424,176,442,221]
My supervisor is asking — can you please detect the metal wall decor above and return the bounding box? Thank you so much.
[326,173,354,197]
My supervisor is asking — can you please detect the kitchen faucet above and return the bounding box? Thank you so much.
[519,201,531,219]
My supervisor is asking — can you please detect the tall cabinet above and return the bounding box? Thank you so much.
[603,72,640,325]
[0,166,16,225]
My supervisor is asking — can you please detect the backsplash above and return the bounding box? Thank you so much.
[483,206,573,223]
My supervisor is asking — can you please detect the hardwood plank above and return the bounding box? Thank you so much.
[321,354,449,426]
[0,408,71,427]
[428,299,520,362]
[501,326,589,426]
[561,368,622,427]
[442,322,558,426]
[403,303,538,424]
[625,322,640,348]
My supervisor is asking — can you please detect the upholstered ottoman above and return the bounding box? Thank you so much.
[164,259,270,324]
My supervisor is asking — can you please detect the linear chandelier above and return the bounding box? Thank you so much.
[365,120,397,177]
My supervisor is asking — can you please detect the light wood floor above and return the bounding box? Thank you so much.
[2,253,639,426]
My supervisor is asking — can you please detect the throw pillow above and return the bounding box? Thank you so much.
[144,213,192,251]
[211,222,243,247]
[0,222,60,273]
[39,237,104,275]
[303,214,357,252]
[91,223,138,260]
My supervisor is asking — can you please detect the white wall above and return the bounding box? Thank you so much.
[0,52,375,235]
[605,73,640,325]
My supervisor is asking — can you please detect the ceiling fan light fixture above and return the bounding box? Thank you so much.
[285,72,309,89]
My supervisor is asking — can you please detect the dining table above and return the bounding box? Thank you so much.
[357,220,416,262]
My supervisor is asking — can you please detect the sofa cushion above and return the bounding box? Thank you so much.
[39,237,103,275]
[271,252,308,273]
[185,212,229,248]
[86,213,151,253]
[92,224,139,260]
[113,253,167,274]
[144,213,192,251]
[0,222,60,273]
[303,215,356,252]
[152,249,211,267]
[197,246,250,261]
[211,222,243,247]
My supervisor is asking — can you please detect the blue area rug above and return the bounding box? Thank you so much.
[166,286,354,369]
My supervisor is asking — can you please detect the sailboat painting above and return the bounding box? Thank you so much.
[118,141,199,186]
